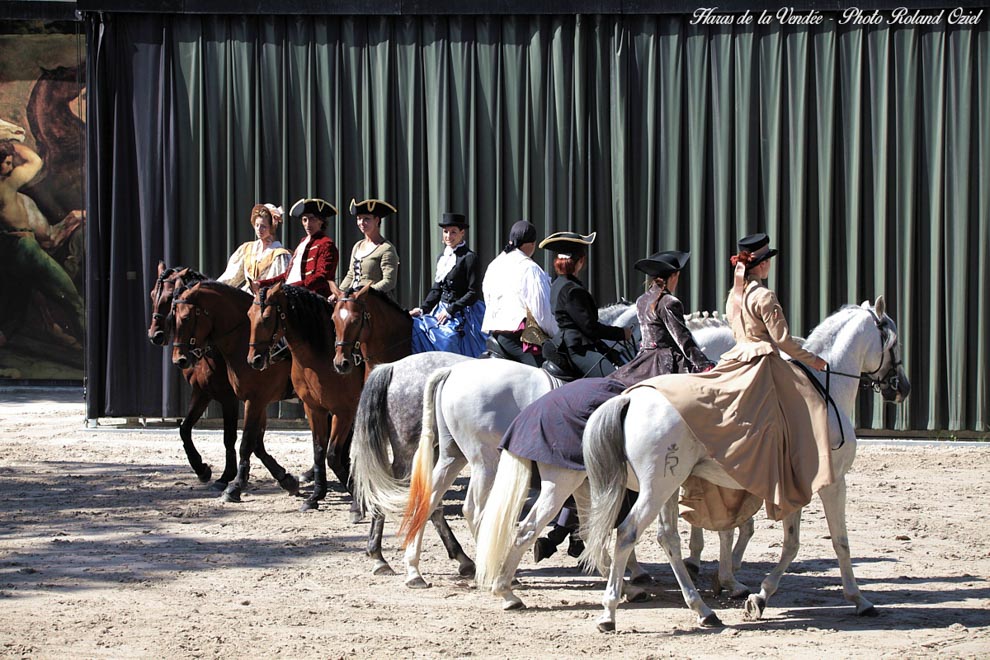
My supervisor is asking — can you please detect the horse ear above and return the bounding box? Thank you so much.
[874,295,886,318]
[249,280,260,296]
[356,283,373,299]
[157,261,166,277]
[270,280,283,295]
[175,267,189,278]
[328,280,342,298]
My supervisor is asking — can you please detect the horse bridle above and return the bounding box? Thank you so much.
[172,295,210,361]
[248,289,286,356]
[334,295,371,367]
[827,310,903,395]
[150,268,177,337]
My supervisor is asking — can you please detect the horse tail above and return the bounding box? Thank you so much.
[474,451,532,590]
[400,366,451,548]
[580,393,632,575]
[350,364,406,516]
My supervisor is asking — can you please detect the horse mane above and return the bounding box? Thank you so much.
[280,285,334,354]
[355,286,409,317]
[684,310,730,333]
[803,304,868,354]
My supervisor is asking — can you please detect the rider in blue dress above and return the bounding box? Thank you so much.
[409,212,487,356]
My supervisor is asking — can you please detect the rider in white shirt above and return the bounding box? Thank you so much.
[481,220,557,367]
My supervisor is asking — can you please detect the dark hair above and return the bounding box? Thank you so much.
[505,220,537,253]
[0,141,15,162]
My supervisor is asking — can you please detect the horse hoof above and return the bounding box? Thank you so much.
[458,562,477,579]
[629,573,655,587]
[685,561,700,579]
[730,587,751,600]
[405,577,432,589]
[858,606,879,618]
[349,511,364,524]
[597,620,616,633]
[209,480,228,493]
[711,574,722,596]
[700,612,724,628]
[196,467,212,484]
[220,490,241,504]
[301,469,315,483]
[279,474,300,496]
[372,563,396,577]
[299,500,318,512]
[625,588,651,604]
[503,600,526,611]
[744,595,766,620]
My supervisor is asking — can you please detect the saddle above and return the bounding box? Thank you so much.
[540,339,579,382]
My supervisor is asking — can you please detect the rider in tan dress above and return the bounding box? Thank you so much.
[636,233,834,522]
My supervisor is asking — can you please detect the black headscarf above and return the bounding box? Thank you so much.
[504,220,537,253]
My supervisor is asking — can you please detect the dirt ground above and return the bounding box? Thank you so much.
[1,387,988,659]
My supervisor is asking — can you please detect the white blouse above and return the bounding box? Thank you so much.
[481,249,557,335]
[218,240,290,292]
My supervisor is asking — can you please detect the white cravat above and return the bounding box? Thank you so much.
[435,242,464,282]
[287,236,311,284]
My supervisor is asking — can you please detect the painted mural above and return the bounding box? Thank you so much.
[0,29,85,380]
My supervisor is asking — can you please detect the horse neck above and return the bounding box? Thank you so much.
[364,296,411,355]
[198,286,251,357]
[28,84,83,151]
[283,301,334,368]
[804,309,878,415]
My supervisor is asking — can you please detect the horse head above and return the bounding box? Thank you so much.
[247,281,286,371]
[148,262,179,345]
[171,282,214,370]
[862,295,911,403]
[331,281,372,375]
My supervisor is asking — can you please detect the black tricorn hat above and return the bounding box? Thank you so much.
[737,232,778,267]
[349,198,397,218]
[439,212,468,228]
[289,198,337,221]
[634,250,691,279]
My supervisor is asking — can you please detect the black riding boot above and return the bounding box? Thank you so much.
[533,525,570,563]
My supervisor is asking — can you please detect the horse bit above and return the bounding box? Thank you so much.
[334,296,371,367]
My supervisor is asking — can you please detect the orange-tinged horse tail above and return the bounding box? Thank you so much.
[399,367,452,548]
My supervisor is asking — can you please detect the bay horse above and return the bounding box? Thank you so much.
[350,352,478,582]
[170,280,301,503]
[148,263,239,490]
[329,282,412,376]
[25,64,84,222]
[246,281,365,513]
[581,298,911,630]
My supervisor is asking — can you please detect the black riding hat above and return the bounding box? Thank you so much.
[634,250,690,279]
[439,212,468,228]
[736,232,778,267]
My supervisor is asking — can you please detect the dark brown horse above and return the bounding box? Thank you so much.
[25,64,84,222]
[170,280,300,503]
[329,282,412,376]
[148,263,258,491]
[247,281,365,512]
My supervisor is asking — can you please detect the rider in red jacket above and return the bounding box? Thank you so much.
[257,197,338,296]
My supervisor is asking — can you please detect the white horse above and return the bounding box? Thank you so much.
[472,321,743,610]
[581,297,910,631]
[399,310,733,589]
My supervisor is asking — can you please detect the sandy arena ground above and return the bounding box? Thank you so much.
[0,387,988,659]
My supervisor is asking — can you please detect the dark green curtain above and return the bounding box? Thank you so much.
[86,12,989,432]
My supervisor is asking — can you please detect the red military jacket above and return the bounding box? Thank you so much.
[257,231,338,297]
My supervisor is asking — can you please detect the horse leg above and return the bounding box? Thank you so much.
[366,511,394,576]
[712,527,750,599]
[403,454,467,589]
[657,495,722,627]
[178,385,213,486]
[732,516,755,573]
[251,418,300,496]
[493,471,586,611]
[213,392,239,491]
[685,525,704,579]
[221,402,262,503]
[429,509,475,578]
[301,405,329,511]
[326,413,361,523]
[820,477,876,616]
[745,508,802,620]
[597,486,665,633]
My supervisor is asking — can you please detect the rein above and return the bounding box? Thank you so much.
[172,294,247,360]
[333,295,409,367]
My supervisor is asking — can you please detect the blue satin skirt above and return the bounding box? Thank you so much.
[411,300,488,357]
